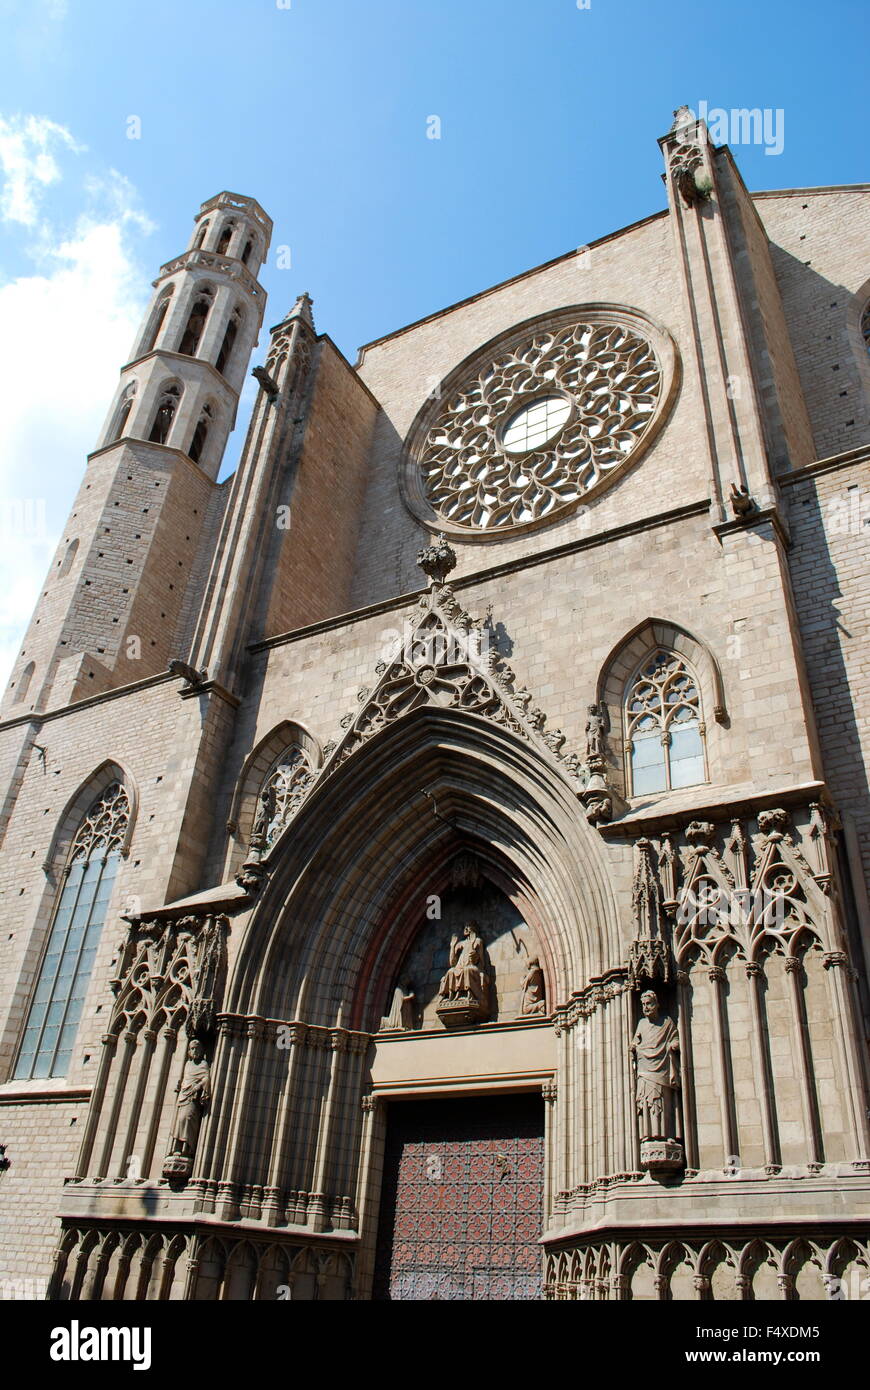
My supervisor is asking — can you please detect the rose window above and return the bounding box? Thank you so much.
[401,306,678,536]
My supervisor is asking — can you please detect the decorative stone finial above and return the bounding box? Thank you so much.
[757,807,788,839]
[628,838,671,985]
[287,292,315,329]
[670,105,697,135]
[417,533,456,586]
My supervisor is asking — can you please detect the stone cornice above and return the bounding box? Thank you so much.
[217,1014,372,1053]
[0,665,244,734]
[777,443,870,487]
[0,1086,91,1105]
[598,779,828,839]
[86,434,219,485]
[0,671,175,733]
[544,1207,870,1248]
[713,504,791,548]
[750,183,870,199]
[179,679,240,709]
[153,249,264,303]
[196,190,273,237]
[53,1204,359,1242]
[115,347,240,401]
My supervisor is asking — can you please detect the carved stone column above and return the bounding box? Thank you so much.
[707,965,738,1166]
[71,1031,118,1180]
[784,955,823,1167]
[822,950,870,1167]
[745,960,780,1171]
[675,969,699,1171]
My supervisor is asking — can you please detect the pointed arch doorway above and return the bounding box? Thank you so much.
[372,1091,546,1301]
[363,858,553,1302]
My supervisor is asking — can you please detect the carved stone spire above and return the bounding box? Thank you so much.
[628,837,671,985]
[286,291,315,330]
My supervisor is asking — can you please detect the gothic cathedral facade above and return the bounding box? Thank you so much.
[0,111,869,1302]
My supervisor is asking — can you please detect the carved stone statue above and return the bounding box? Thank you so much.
[380,982,416,1031]
[729,481,755,517]
[520,955,546,1016]
[439,923,488,1002]
[630,990,683,1171]
[436,922,490,1027]
[250,784,275,854]
[585,704,607,760]
[162,1038,211,1180]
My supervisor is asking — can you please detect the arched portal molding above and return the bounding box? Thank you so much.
[229,704,622,1028]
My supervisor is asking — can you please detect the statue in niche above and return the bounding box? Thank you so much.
[630,990,684,1172]
[520,955,547,1016]
[380,981,416,1031]
[250,783,275,854]
[162,1038,211,1181]
[439,922,488,1004]
[436,921,490,1027]
[585,703,608,760]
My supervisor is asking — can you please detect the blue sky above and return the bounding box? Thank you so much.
[0,0,867,687]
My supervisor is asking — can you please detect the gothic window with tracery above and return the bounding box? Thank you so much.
[625,650,706,796]
[15,782,130,1079]
[862,301,870,356]
[258,746,313,848]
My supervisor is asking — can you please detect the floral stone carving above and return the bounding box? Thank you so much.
[401,306,678,537]
[246,565,591,857]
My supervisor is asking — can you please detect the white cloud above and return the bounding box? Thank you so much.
[0,115,153,693]
[0,114,82,226]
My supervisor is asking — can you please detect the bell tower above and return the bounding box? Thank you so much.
[2,192,272,717]
[96,191,272,474]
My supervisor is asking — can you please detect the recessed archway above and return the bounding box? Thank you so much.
[229,705,622,1027]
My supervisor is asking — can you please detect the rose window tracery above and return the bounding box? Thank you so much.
[402,307,677,536]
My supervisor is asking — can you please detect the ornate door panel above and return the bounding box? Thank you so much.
[373,1093,545,1300]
